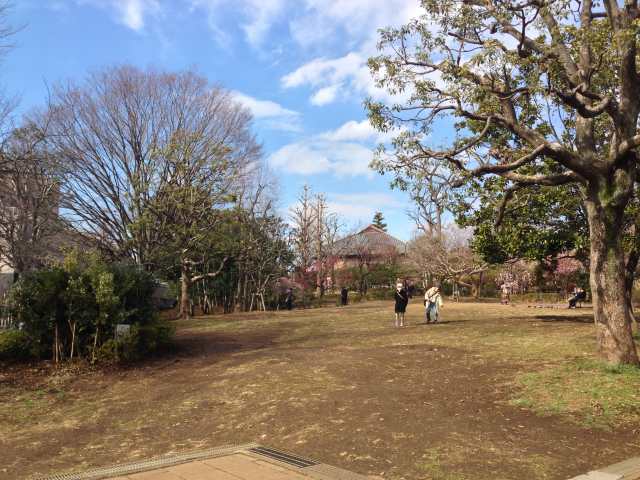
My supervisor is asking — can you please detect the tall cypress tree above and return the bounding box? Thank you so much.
[372,212,387,231]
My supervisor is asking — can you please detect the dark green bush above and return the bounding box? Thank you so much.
[8,267,67,359]
[0,330,33,361]
[7,250,173,364]
[94,319,174,363]
[125,319,174,360]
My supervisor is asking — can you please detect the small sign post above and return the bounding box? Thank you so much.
[115,324,131,361]
[115,324,131,339]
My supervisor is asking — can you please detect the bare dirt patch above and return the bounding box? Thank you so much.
[1,302,639,480]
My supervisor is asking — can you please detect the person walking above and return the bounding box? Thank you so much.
[500,283,511,305]
[394,282,409,327]
[340,286,348,306]
[424,286,443,324]
[285,288,294,311]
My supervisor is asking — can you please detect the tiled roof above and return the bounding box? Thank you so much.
[333,224,406,257]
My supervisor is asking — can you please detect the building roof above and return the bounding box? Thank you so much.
[333,224,406,257]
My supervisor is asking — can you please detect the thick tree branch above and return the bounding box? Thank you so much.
[190,256,228,283]
[553,87,612,119]
[501,171,581,186]
[495,185,521,228]
[617,134,640,158]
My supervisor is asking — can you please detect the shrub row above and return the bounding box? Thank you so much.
[2,250,173,363]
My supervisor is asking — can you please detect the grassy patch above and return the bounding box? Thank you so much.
[417,451,468,480]
[511,358,640,428]
[3,301,639,480]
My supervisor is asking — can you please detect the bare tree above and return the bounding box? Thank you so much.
[0,2,15,55]
[314,194,326,296]
[323,210,342,291]
[45,66,257,266]
[312,194,342,296]
[408,225,487,298]
[0,123,63,273]
[0,1,20,163]
[290,185,316,299]
[290,186,345,299]
[407,163,455,237]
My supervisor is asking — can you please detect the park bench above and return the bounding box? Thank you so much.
[527,303,592,309]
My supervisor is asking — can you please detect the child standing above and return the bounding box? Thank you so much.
[394,282,409,327]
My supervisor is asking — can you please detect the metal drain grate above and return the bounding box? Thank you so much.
[36,443,259,480]
[248,446,318,468]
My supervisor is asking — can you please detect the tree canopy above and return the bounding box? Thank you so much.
[367,0,640,364]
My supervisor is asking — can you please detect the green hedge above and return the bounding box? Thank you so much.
[6,250,173,364]
[0,330,32,361]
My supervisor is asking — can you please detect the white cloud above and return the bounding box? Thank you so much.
[310,84,341,106]
[286,192,403,224]
[281,0,424,106]
[241,0,286,47]
[268,143,332,175]
[233,91,298,118]
[267,140,374,178]
[281,50,407,106]
[319,119,394,143]
[324,142,375,177]
[289,0,423,50]
[187,0,422,53]
[232,91,301,132]
[189,0,286,48]
[75,0,160,31]
[267,118,404,177]
[326,202,377,222]
[326,192,404,222]
[282,52,362,89]
[330,192,403,207]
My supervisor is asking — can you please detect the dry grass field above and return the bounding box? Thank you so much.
[1,300,640,480]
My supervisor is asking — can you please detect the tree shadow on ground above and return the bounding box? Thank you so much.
[533,314,594,324]
[124,328,284,372]
[414,320,468,325]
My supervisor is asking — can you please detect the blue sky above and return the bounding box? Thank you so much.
[5,0,426,240]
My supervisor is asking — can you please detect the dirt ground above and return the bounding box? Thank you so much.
[1,301,639,480]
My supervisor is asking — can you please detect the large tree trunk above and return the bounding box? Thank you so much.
[624,248,639,330]
[180,260,191,320]
[585,192,639,365]
[474,271,484,299]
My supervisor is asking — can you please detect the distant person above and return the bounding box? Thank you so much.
[568,287,586,308]
[424,286,443,324]
[285,288,294,310]
[394,282,409,327]
[340,286,348,306]
[500,283,511,305]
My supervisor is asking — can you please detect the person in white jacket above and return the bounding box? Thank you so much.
[424,286,443,324]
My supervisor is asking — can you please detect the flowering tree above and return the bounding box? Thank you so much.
[495,261,533,295]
